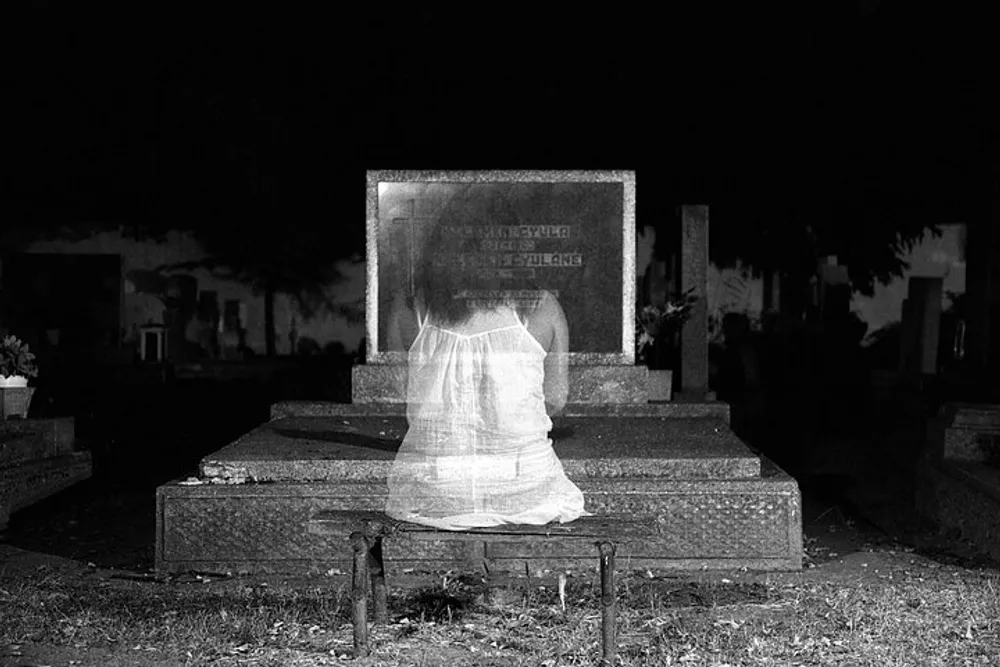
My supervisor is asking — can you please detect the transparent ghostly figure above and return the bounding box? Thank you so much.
[384,184,587,530]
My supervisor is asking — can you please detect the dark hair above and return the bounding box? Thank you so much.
[414,184,541,326]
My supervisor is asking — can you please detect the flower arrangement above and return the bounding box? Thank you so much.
[0,335,38,381]
[636,289,698,364]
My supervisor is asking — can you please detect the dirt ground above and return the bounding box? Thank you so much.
[2,503,996,667]
[4,376,997,665]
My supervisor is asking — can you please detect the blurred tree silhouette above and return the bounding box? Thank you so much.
[708,209,944,297]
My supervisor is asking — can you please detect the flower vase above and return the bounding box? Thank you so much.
[0,385,35,419]
[645,336,678,402]
[647,369,673,402]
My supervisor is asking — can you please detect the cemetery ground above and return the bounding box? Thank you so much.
[2,367,999,665]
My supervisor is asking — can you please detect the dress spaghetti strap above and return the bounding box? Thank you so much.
[414,297,428,331]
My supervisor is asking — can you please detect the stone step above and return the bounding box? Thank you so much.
[0,418,75,469]
[200,416,759,483]
[156,467,801,575]
[270,400,730,421]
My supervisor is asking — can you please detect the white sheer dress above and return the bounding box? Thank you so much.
[385,304,587,530]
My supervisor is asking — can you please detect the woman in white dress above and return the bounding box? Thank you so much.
[385,187,587,530]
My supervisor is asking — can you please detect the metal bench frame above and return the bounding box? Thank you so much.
[309,511,644,664]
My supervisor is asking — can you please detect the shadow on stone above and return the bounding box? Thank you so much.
[271,427,402,453]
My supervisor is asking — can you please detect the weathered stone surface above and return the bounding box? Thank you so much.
[353,364,648,405]
[156,462,800,574]
[950,403,1000,431]
[0,418,76,468]
[943,461,1000,503]
[923,461,1000,562]
[921,402,1000,561]
[565,401,729,420]
[680,205,709,397]
[200,416,759,482]
[566,366,647,404]
[273,400,407,419]
[0,452,92,528]
[943,403,1000,464]
[351,365,407,404]
[270,399,730,421]
[944,429,1000,464]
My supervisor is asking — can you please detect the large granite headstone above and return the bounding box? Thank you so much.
[355,170,643,405]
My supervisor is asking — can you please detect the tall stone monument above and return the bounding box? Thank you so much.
[354,171,649,408]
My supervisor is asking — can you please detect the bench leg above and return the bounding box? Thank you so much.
[369,535,389,625]
[598,541,617,666]
[350,532,370,657]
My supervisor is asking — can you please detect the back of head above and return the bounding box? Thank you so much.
[415,184,540,326]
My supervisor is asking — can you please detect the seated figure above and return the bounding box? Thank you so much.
[385,188,587,530]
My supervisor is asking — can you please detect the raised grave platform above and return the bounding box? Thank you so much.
[156,403,801,575]
[1,418,91,530]
[920,403,1000,562]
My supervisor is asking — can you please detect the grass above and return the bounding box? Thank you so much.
[3,551,1000,666]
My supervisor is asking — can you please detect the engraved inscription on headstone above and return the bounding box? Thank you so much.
[374,178,627,355]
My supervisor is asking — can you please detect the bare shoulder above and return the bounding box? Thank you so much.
[525,290,567,351]
[531,290,564,318]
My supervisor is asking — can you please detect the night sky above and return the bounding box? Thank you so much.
[3,4,985,237]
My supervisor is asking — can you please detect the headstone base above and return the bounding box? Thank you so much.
[271,399,730,421]
[352,364,649,405]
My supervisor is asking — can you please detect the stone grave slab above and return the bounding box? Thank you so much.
[199,416,760,483]
[943,404,1000,464]
[0,418,76,468]
[920,403,1000,561]
[1,418,90,530]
